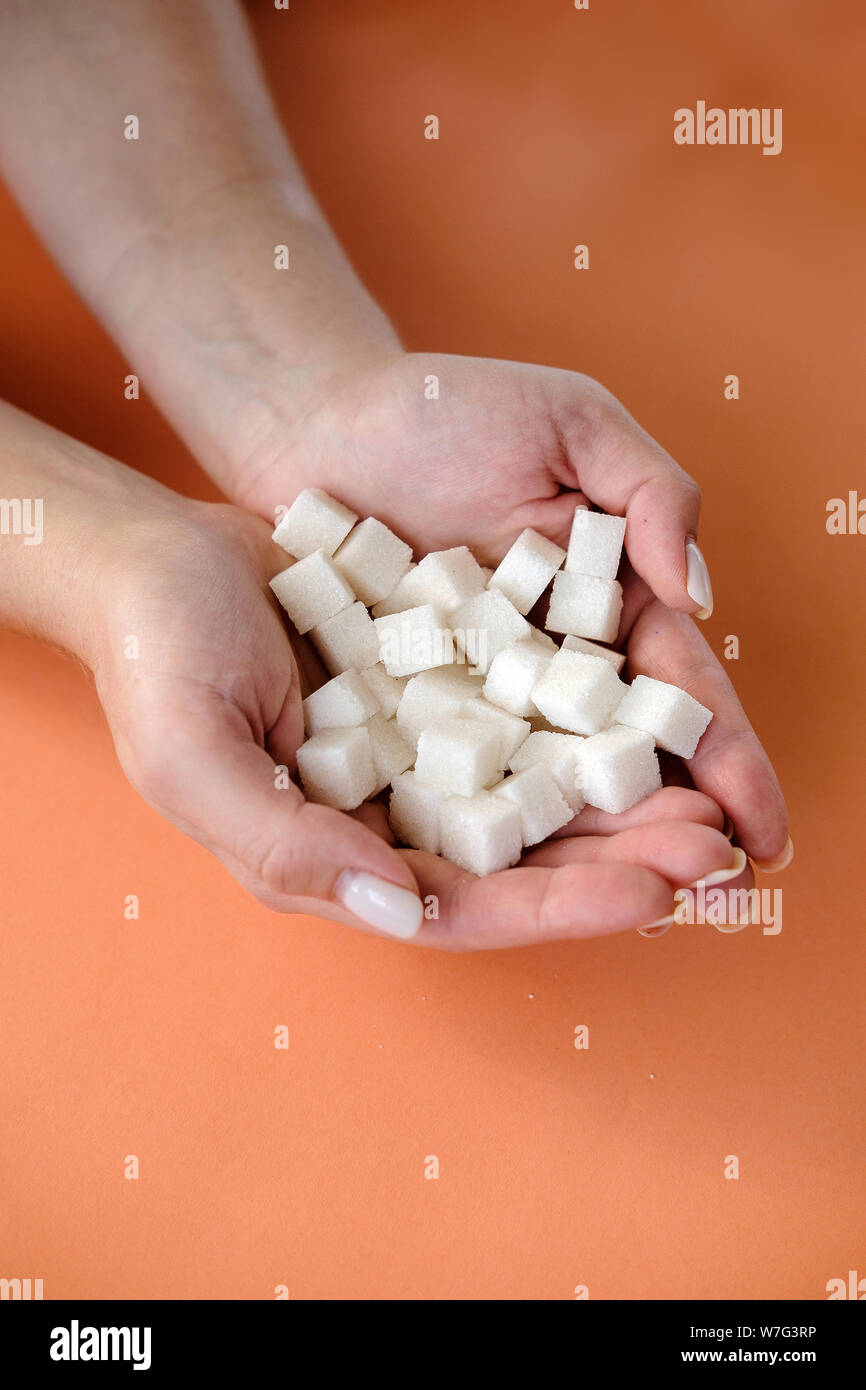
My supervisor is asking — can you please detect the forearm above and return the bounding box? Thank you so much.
[0,398,196,664]
[0,0,399,497]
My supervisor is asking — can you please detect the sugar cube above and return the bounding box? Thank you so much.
[545,571,623,643]
[492,765,573,847]
[574,726,661,814]
[409,547,487,615]
[310,601,379,675]
[296,726,376,810]
[389,771,448,854]
[359,663,406,719]
[528,624,557,651]
[365,713,414,793]
[531,648,625,735]
[565,508,626,579]
[303,670,380,735]
[371,563,425,618]
[451,589,531,674]
[460,698,531,766]
[272,488,357,559]
[395,666,481,747]
[373,604,454,677]
[614,674,713,758]
[562,633,626,674]
[334,517,413,605]
[482,639,552,717]
[270,549,355,634]
[414,717,502,797]
[489,528,566,614]
[509,730,586,813]
[439,792,523,876]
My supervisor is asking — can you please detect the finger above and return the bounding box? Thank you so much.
[639,852,757,938]
[550,376,709,615]
[627,601,790,865]
[551,785,725,838]
[525,821,740,887]
[123,691,426,941]
[398,853,676,950]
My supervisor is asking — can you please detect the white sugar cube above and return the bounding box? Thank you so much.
[310,601,379,675]
[574,726,661,814]
[270,549,355,634]
[395,666,481,747]
[565,508,626,579]
[614,674,713,758]
[562,633,626,674]
[509,730,586,813]
[410,547,487,615]
[451,589,531,675]
[489,528,566,614]
[460,698,531,766]
[531,648,625,735]
[546,571,623,643]
[482,639,552,717]
[365,713,414,793]
[373,604,454,677]
[492,765,573,847]
[296,726,376,809]
[528,624,557,651]
[389,771,447,854]
[272,488,357,559]
[334,517,413,605]
[371,563,425,618]
[359,663,406,720]
[414,717,501,797]
[303,670,380,734]
[439,792,523,876]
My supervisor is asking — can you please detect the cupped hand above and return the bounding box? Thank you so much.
[89,500,745,948]
[230,351,790,869]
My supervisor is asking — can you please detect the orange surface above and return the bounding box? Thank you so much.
[1,0,865,1300]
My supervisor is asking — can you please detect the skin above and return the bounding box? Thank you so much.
[0,1,788,947]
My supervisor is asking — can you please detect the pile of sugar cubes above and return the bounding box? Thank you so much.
[269,489,713,876]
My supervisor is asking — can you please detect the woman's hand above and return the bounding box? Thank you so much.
[86,500,746,949]
[224,351,790,871]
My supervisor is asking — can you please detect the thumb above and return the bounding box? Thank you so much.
[552,381,713,618]
[127,711,425,942]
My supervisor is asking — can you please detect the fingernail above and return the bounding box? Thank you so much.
[714,918,748,934]
[637,914,675,938]
[722,815,735,840]
[753,836,794,874]
[335,871,423,940]
[685,537,713,619]
[684,846,747,890]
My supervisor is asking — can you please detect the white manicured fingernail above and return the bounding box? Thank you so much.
[637,914,675,938]
[685,538,713,619]
[753,836,794,874]
[335,871,423,940]
[685,846,747,890]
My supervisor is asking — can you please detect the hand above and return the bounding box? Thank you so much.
[226,351,790,874]
[88,499,747,949]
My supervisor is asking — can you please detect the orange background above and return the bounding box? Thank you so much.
[2,0,865,1300]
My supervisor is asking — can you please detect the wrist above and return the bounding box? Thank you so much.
[0,400,207,673]
[99,173,403,505]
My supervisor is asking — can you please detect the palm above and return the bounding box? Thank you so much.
[237,351,787,869]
